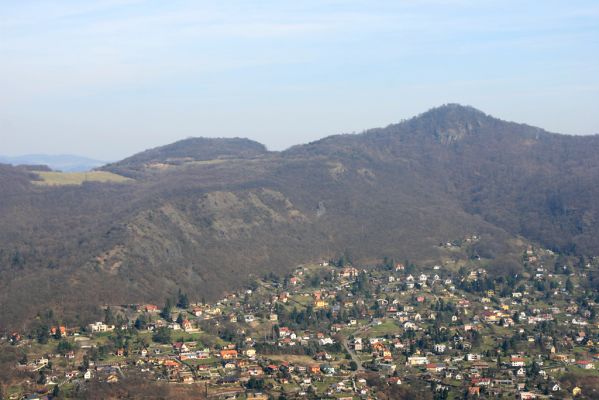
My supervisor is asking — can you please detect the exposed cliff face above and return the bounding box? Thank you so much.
[1,104,599,329]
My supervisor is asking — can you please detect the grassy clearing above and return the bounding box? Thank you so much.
[365,320,400,337]
[32,171,132,186]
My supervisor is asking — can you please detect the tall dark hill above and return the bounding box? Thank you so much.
[103,137,269,178]
[1,104,598,329]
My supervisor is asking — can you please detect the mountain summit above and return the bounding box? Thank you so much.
[0,105,598,328]
[407,104,490,143]
[103,137,269,178]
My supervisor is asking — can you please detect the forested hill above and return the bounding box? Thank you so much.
[1,104,598,329]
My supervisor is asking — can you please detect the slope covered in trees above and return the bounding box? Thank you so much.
[0,104,598,329]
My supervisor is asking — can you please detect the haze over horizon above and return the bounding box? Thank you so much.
[2,0,598,160]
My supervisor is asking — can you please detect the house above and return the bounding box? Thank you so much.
[321,365,335,375]
[65,371,78,379]
[50,326,67,337]
[551,383,561,392]
[223,361,236,369]
[472,378,491,387]
[388,377,402,385]
[197,350,210,359]
[314,300,328,309]
[145,304,159,313]
[181,374,194,384]
[377,298,389,306]
[458,299,470,308]
[248,365,263,376]
[309,364,321,374]
[278,327,292,338]
[353,338,363,351]
[551,354,569,362]
[182,319,193,332]
[434,344,446,354]
[278,292,289,303]
[173,342,189,353]
[192,307,203,317]
[319,337,335,346]
[511,356,526,367]
[339,267,359,278]
[403,321,416,330]
[519,392,537,400]
[576,360,595,369]
[36,357,49,367]
[9,332,21,344]
[88,321,115,333]
[163,359,178,367]
[220,349,238,360]
[83,370,92,380]
[426,363,446,373]
[407,356,429,366]
[482,311,498,323]
[382,350,393,361]
[468,386,481,396]
[315,351,332,361]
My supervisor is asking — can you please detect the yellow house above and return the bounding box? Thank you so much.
[573,386,582,396]
[314,300,328,309]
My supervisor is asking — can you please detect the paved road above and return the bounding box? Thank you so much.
[342,322,376,372]
[342,337,365,371]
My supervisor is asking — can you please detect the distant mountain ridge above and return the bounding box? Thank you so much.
[0,154,107,172]
[0,104,598,329]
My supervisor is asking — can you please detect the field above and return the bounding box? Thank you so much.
[32,171,132,186]
[365,319,401,337]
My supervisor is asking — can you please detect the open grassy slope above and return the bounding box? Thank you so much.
[32,171,132,186]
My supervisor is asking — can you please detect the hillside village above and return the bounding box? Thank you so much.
[2,237,599,400]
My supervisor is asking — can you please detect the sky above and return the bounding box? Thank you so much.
[1,0,598,161]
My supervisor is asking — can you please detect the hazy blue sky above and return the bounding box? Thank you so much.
[1,0,598,160]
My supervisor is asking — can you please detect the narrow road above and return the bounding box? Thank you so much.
[342,337,364,371]
[342,321,375,372]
